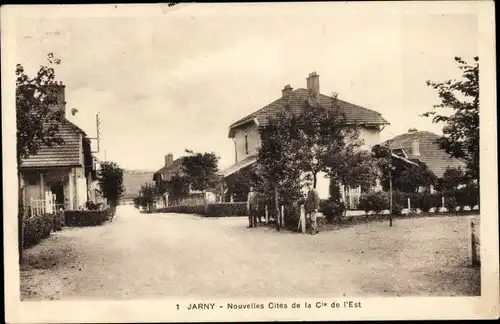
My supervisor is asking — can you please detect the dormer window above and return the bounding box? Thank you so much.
[245,134,249,154]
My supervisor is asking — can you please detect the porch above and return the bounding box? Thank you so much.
[28,191,63,218]
[20,167,95,215]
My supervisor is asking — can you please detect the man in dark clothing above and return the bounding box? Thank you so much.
[247,186,259,228]
[304,181,320,234]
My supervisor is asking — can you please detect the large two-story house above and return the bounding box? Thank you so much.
[18,82,99,214]
[220,71,390,208]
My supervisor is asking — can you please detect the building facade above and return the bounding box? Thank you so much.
[222,72,390,208]
[18,83,99,214]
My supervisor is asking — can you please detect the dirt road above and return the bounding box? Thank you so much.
[20,205,480,300]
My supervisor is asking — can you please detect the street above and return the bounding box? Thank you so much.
[20,205,480,300]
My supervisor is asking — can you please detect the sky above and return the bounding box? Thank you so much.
[14,3,479,171]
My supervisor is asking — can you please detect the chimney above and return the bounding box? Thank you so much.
[47,81,66,116]
[282,84,293,98]
[411,139,420,156]
[165,153,173,167]
[306,71,320,95]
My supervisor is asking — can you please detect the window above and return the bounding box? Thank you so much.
[245,134,249,154]
[24,172,39,185]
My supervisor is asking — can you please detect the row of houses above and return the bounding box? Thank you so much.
[152,71,465,210]
[19,72,466,214]
[19,83,105,217]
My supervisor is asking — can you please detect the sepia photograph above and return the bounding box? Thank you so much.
[2,2,498,323]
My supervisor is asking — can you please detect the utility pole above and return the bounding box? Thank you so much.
[387,139,394,227]
[90,113,101,153]
[96,113,100,153]
[389,165,393,227]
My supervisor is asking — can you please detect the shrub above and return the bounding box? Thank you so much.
[319,199,328,213]
[358,191,389,214]
[392,191,406,210]
[155,202,248,217]
[454,186,479,207]
[431,194,442,210]
[438,186,479,211]
[282,204,301,230]
[53,210,64,231]
[382,191,426,214]
[378,187,479,214]
[23,213,54,248]
[64,210,110,227]
[392,203,403,215]
[133,196,149,208]
[390,191,404,215]
[155,204,206,215]
[358,195,371,214]
[85,201,100,211]
[206,203,248,217]
[416,193,438,213]
[444,196,458,211]
[320,199,345,223]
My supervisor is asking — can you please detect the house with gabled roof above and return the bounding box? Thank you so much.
[220,71,390,209]
[152,153,184,185]
[152,153,217,206]
[384,128,465,178]
[18,82,99,214]
[384,128,466,192]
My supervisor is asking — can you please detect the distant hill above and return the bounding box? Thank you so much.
[122,169,155,199]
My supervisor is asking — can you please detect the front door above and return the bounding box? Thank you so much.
[49,183,65,205]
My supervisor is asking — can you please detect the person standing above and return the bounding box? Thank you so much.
[304,181,320,234]
[247,186,259,228]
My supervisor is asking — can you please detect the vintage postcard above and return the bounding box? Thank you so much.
[2,2,498,323]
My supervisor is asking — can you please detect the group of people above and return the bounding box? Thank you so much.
[246,181,321,235]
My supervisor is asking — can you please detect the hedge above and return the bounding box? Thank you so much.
[358,191,389,214]
[155,202,248,217]
[64,209,112,227]
[23,213,54,248]
[341,186,479,215]
[154,187,479,220]
[393,187,479,213]
[206,203,248,217]
[53,210,65,231]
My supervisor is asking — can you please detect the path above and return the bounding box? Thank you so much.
[20,205,480,300]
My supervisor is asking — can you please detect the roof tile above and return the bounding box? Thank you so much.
[229,88,389,131]
[153,158,184,181]
[384,131,465,178]
[19,119,87,168]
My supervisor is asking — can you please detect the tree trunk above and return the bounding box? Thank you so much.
[313,172,318,189]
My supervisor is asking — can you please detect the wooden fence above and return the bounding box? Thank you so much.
[468,217,480,266]
[345,187,361,210]
[28,191,56,218]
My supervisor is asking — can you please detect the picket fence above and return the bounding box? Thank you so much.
[28,191,60,218]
